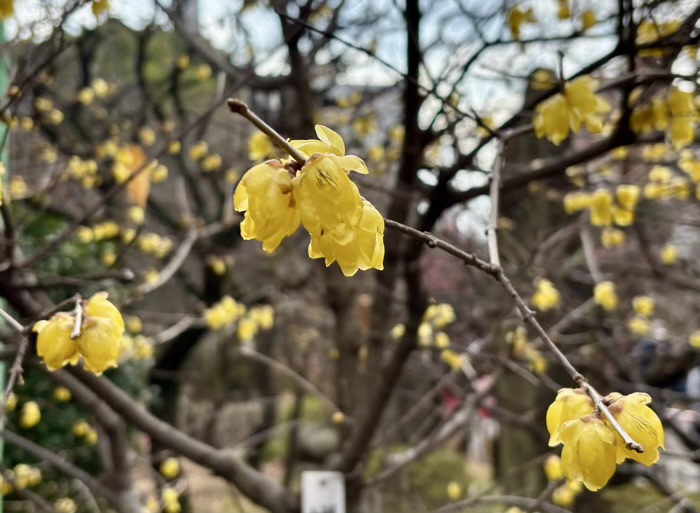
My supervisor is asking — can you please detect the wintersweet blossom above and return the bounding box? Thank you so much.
[234,125,384,276]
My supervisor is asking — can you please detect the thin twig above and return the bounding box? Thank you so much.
[0,336,29,428]
[487,141,505,267]
[227,99,306,164]
[0,307,24,333]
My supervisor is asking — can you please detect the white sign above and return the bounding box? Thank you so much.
[301,471,346,513]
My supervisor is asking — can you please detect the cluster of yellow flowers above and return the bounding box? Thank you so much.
[120,334,154,361]
[248,132,275,162]
[531,278,561,312]
[507,326,548,375]
[138,232,174,259]
[631,87,697,149]
[564,184,640,230]
[506,6,536,40]
[203,296,247,330]
[64,156,101,189]
[637,19,681,58]
[161,487,181,513]
[534,76,611,145]
[203,296,274,341]
[35,292,125,375]
[417,303,456,347]
[73,420,98,445]
[234,125,385,277]
[0,464,42,496]
[627,295,655,337]
[547,388,664,490]
[77,220,120,243]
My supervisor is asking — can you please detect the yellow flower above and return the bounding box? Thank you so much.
[594,281,618,312]
[36,313,81,371]
[637,20,680,58]
[563,191,592,214]
[532,279,561,311]
[601,227,625,248]
[390,324,405,340]
[307,199,385,276]
[5,392,17,412]
[189,141,208,160]
[237,316,258,341]
[160,458,181,480]
[689,330,700,349]
[546,388,595,446]
[0,0,14,19]
[434,331,450,349]
[201,154,223,172]
[589,189,613,227]
[557,0,570,19]
[233,161,301,254]
[661,244,678,265]
[91,0,109,17]
[139,127,156,146]
[440,350,465,371]
[168,140,182,155]
[559,415,617,491]
[20,401,41,429]
[627,316,651,336]
[632,296,654,318]
[54,498,76,513]
[248,131,274,162]
[446,481,463,501]
[581,10,597,30]
[552,483,576,507]
[507,6,535,40]
[77,317,122,375]
[544,454,564,481]
[534,76,611,146]
[53,386,72,402]
[424,304,456,328]
[332,411,345,425]
[612,206,634,227]
[616,184,640,211]
[86,292,125,334]
[126,316,143,334]
[608,392,664,466]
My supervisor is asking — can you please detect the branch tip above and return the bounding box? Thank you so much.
[227,98,249,114]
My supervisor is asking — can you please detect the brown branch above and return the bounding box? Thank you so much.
[66,367,295,513]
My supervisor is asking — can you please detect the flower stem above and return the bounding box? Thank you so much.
[70,297,83,340]
[227,99,307,166]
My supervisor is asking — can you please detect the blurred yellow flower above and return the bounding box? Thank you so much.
[20,401,41,429]
[661,244,678,265]
[532,279,561,311]
[594,281,618,312]
[534,76,611,146]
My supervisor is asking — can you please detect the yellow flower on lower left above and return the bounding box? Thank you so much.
[559,415,617,491]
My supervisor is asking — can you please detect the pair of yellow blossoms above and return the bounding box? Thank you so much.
[234,125,384,277]
[547,388,664,491]
[35,293,124,375]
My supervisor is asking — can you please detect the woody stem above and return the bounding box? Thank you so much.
[227,99,307,166]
